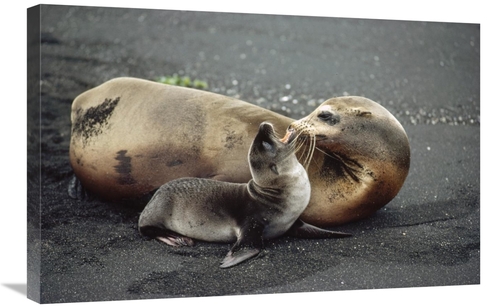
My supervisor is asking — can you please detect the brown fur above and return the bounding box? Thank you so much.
[69,77,410,226]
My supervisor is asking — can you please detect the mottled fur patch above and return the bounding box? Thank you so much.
[223,129,244,149]
[72,97,120,146]
[114,150,136,185]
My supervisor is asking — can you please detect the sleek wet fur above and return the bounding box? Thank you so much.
[138,123,350,268]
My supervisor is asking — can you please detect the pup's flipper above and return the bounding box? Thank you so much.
[219,219,264,268]
[286,219,351,239]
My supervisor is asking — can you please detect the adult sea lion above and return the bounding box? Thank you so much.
[69,77,410,226]
[138,122,350,268]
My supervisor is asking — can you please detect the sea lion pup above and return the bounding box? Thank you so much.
[138,122,350,268]
[69,77,410,226]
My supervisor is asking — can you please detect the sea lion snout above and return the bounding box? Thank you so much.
[253,122,280,152]
[257,122,275,138]
[280,127,297,144]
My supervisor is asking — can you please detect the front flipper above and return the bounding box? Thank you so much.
[220,247,261,269]
[286,219,352,239]
[219,219,265,269]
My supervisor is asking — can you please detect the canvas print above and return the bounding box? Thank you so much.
[27,4,480,304]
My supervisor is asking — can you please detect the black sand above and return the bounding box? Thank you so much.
[26,5,480,304]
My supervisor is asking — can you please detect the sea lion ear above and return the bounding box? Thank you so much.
[352,108,372,117]
[270,163,279,175]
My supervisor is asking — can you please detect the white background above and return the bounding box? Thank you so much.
[2,0,497,307]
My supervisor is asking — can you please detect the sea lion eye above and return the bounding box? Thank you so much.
[317,111,339,125]
[318,110,333,120]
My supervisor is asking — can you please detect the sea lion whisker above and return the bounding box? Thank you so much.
[301,136,321,170]
[293,131,315,171]
[301,131,317,169]
[313,146,340,162]
[288,129,308,151]
[302,127,316,166]
[297,131,312,154]
[310,152,322,169]
[283,142,302,160]
[296,148,309,167]
[313,146,361,181]
[303,135,316,170]
[290,138,304,154]
[295,140,309,164]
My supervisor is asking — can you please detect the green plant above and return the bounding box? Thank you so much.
[156,74,208,89]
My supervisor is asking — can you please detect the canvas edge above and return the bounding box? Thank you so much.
[27,4,41,304]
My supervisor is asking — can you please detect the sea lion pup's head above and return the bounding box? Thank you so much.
[285,96,411,225]
[248,122,307,187]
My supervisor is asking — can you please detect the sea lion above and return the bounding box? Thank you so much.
[69,77,290,201]
[138,122,350,268]
[69,77,410,226]
[284,97,410,226]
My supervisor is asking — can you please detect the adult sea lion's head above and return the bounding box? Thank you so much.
[286,96,411,226]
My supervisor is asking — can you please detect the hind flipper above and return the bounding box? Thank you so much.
[157,234,195,247]
[68,174,92,200]
[286,219,352,239]
[139,225,194,247]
